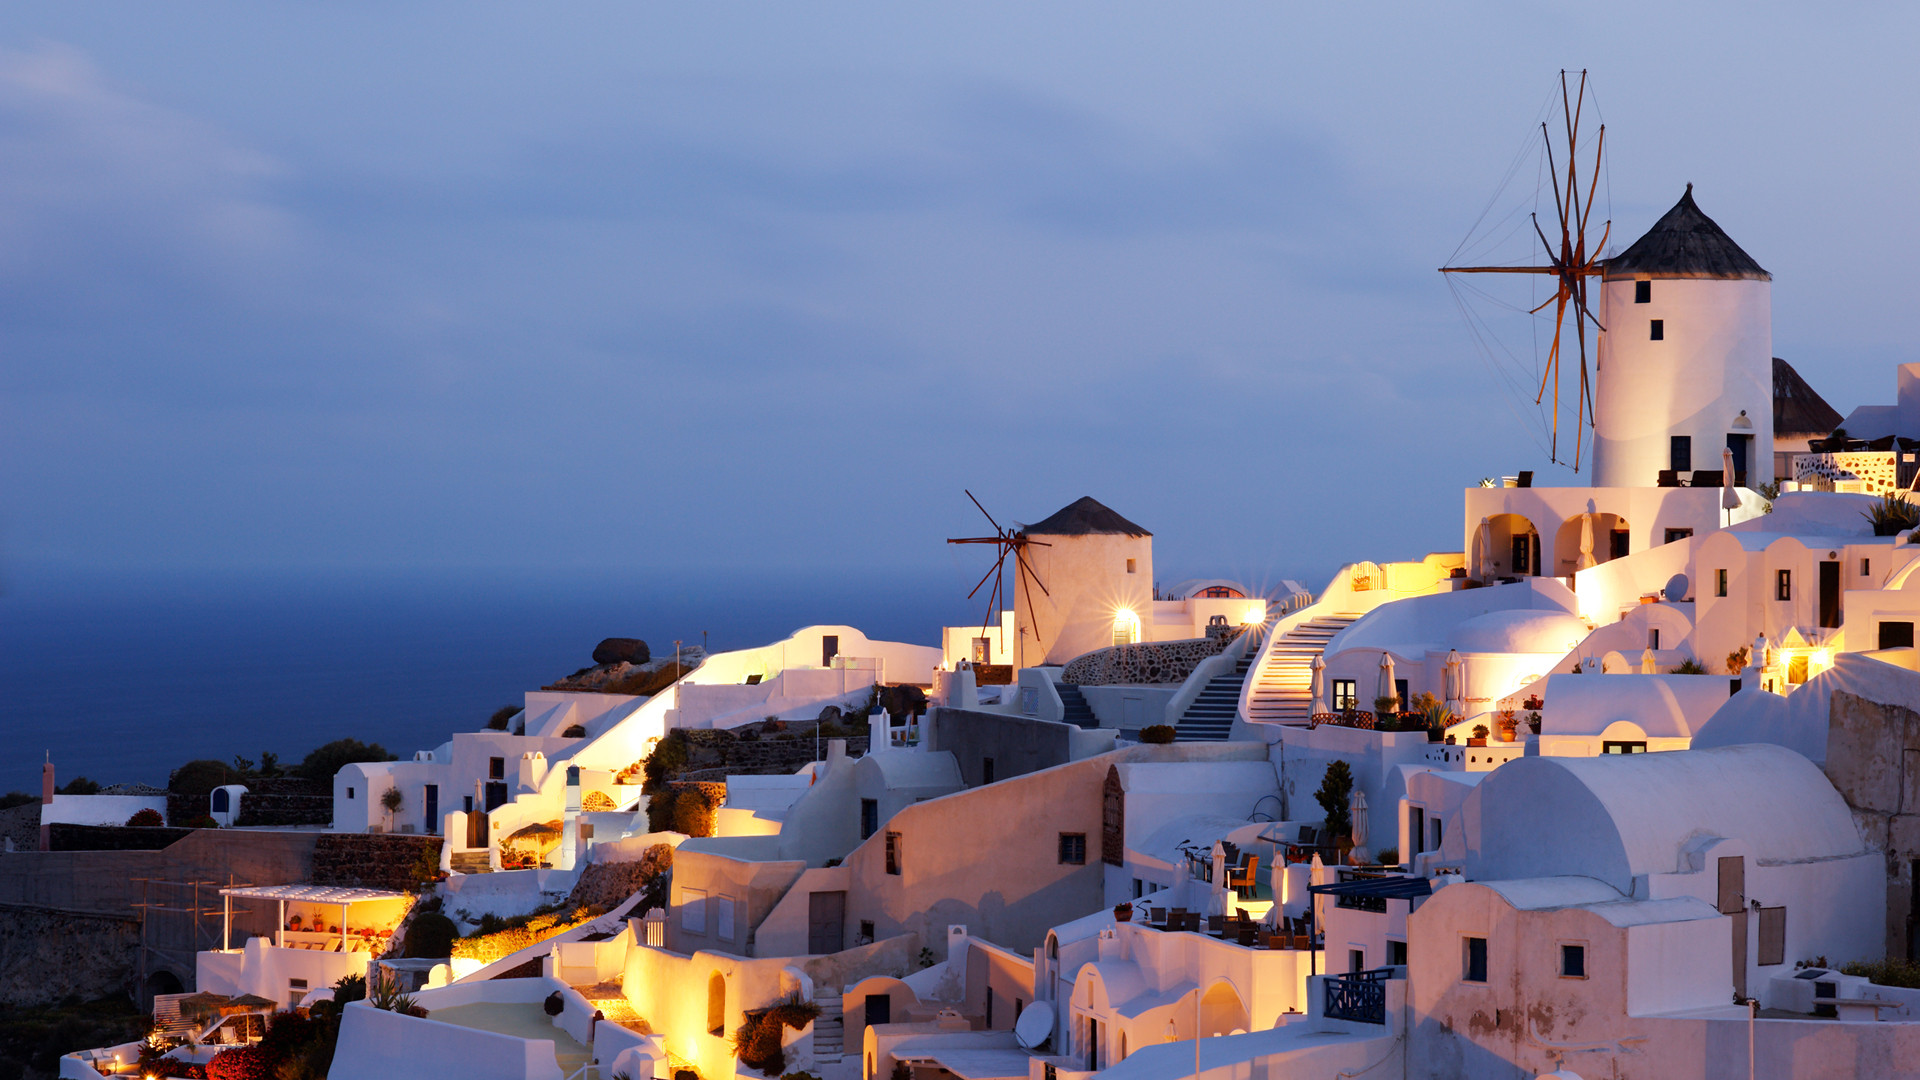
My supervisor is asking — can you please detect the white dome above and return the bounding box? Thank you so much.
[1447,608,1589,655]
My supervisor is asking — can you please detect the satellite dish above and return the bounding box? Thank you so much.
[1664,574,1688,603]
[1013,1001,1054,1050]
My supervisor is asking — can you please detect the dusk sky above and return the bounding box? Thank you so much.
[5,4,1919,594]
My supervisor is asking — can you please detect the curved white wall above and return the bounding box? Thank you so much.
[1592,276,1772,488]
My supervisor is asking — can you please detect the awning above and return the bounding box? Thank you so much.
[1308,876,1433,901]
[219,884,410,904]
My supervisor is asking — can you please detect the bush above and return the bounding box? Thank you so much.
[1314,760,1354,838]
[641,732,690,793]
[451,904,605,964]
[206,1044,271,1080]
[1138,724,1177,744]
[1374,846,1399,866]
[1863,493,1920,536]
[297,739,395,783]
[404,912,458,958]
[1842,957,1920,988]
[1671,657,1710,675]
[731,993,821,1077]
[170,759,244,797]
[126,808,164,827]
[673,788,717,838]
[0,791,33,810]
[56,776,100,796]
[487,705,520,731]
[561,724,587,738]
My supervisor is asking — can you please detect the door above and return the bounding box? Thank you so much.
[423,785,439,835]
[807,891,846,955]
[1728,432,1753,483]
[1820,560,1842,628]
[1510,534,1531,576]
[860,799,878,840]
[865,993,891,1027]
[972,637,991,664]
[484,782,510,812]
[466,795,486,847]
[822,635,840,667]
[1408,807,1425,857]
[1720,855,1748,998]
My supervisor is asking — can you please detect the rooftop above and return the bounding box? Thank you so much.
[1604,185,1769,281]
[1019,496,1151,538]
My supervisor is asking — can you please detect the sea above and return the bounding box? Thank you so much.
[0,565,971,796]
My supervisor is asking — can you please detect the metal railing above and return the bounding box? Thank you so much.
[1324,968,1392,1025]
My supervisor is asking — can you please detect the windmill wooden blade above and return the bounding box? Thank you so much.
[965,489,1003,535]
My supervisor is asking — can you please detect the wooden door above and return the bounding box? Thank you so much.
[1820,561,1842,628]
[808,891,846,955]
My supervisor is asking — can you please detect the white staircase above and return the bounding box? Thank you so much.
[1244,614,1363,724]
[813,992,844,1064]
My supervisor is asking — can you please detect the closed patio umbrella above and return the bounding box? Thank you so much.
[1309,654,1327,716]
[1577,512,1596,571]
[1641,647,1658,674]
[1476,517,1493,581]
[1348,788,1369,850]
[1376,652,1396,713]
[1722,447,1742,523]
[1444,649,1465,716]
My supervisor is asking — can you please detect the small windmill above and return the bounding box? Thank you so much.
[947,491,1050,663]
[1442,69,1610,472]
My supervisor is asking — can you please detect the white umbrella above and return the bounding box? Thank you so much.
[1722,447,1741,517]
[1348,788,1369,850]
[1476,517,1493,581]
[1577,512,1597,571]
[1640,647,1657,674]
[1309,654,1327,716]
[1444,649,1466,716]
[1376,652,1397,713]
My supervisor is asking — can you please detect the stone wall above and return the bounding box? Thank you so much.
[1795,450,1901,494]
[1826,689,1920,960]
[310,833,442,892]
[50,824,194,850]
[1061,635,1231,686]
[672,727,870,782]
[0,902,140,1006]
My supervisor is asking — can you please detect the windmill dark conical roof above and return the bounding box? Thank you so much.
[1604,185,1769,281]
[1773,357,1842,436]
[1018,496,1151,538]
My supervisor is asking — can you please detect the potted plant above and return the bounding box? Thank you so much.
[1113,902,1133,923]
[1494,709,1517,742]
[1526,710,1543,735]
[1468,724,1489,747]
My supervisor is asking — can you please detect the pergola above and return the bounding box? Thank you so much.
[219,883,411,952]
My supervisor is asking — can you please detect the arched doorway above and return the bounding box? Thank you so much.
[1485,515,1540,578]
[1553,513,1629,575]
[1111,610,1141,647]
[708,971,726,1035]
[1198,981,1249,1037]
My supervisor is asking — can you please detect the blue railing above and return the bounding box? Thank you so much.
[1323,968,1392,1024]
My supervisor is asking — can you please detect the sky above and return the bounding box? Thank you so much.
[4,3,1920,598]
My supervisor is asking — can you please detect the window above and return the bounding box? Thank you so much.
[1387,940,1408,967]
[1126,559,1136,574]
[1864,558,1873,577]
[1464,937,1488,983]
[1665,527,1694,544]
[1561,944,1586,978]
[1882,622,1916,650]
[885,832,901,875]
[860,798,878,840]
[1777,569,1792,601]
[1133,878,1145,899]
[986,988,994,1028]
[1716,569,1728,597]
[346,787,355,800]
[489,757,505,780]
[1610,529,1630,560]
[972,637,991,664]
[822,634,840,667]
[1647,628,1661,651]
[1650,318,1665,341]
[1059,833,1087,865]
[1348,949,1365,974]
[715,896,735,941]
[1634,279,1651,303]
[1670,435,1692,473]
[681,889,707,933]
[1332,679,1357,711]
[1198,586,1244,598]
[859,920,875,942]
[1431,819,1443,851]
[1602,741,1647,754]
[1758,907,1786,966]
[982,758,995,785]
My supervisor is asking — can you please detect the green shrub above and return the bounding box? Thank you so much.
[0,791,34,810]
[1374,847,1399,867]
[642,732,690,793]
[451,905,604,964]
[1314,760,1354,838]
[1863,494,1920,537]
[297,739,395,783]
[56,777,100,796]
[1672,657,1710,675]
[673,788,717,838]
[487,705,520,731]
[170,759,244,797]
[1138,724,1177,744]
[1841,957,1920,988]
[404,912,458,958]
[126,808,164,827]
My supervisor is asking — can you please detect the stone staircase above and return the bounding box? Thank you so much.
[1244,614,1364,725]
[813,992,844,1065]
[449,851,492,875]
[1174,652,1256,742]
[1055,683,1098,728]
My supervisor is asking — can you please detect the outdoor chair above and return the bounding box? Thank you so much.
[1656,469,1680,487]
[1236,923,1259,947]
[1227,855,1260,893]
[1691,469,1724,488]
[1207,915,1226,935]
[1149,907,1167,925]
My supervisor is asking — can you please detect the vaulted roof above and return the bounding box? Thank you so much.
[1018,496,1151,538]
[1604,185,1770,281]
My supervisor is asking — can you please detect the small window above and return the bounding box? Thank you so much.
[860,798,878,840]
[1430,819,1443,851]
[1059,833,1087,865]
[1863,557,1872,577]
[1670,435,1692,473]
[1348,949,1365,974]
[715,896,735,941]
[859,919,875,942]
[346,787,355,800]
[1777,569,1792,601]
[1665,527,1694,545]
[1647,628,1661,651]
[1561,943,1586,978]
[1716,569,1728,597]
[885,832,901,875]
[1881,622,1916,650]
[1126,558,1136,574]
[1464,937,1488,983]
[489,757,505,780]
[1634,279,1651,303]
[1650,318,1665,341]
[1602,740,1647,754]
[982,758,995,784]
[1331,679,1357,711]
[1387,940,1408,967]
[681,889,707,933]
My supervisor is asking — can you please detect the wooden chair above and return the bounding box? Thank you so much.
[1227,855,1260,894]
[1206,915,1226,935]
[1149,907,1167,925]
[1656,469,1680,487]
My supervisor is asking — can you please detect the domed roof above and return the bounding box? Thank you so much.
[1448,608,1589,654]
[1603,185,1769,281]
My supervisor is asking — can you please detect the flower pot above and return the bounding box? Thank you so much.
[1113,904,1133,923]
[1426,727,1443,743]
[1467,738,1486,747]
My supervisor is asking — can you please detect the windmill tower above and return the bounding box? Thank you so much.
[1591,185,1773,488]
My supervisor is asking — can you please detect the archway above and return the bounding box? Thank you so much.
[1553,512,1629,575]
[1111,610,1141,647]
[708,971,726,1035]
[1485,515,1540,578]
[1198,980,1249,1038]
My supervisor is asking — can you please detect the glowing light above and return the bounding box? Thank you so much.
[1242,604,1264,626]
